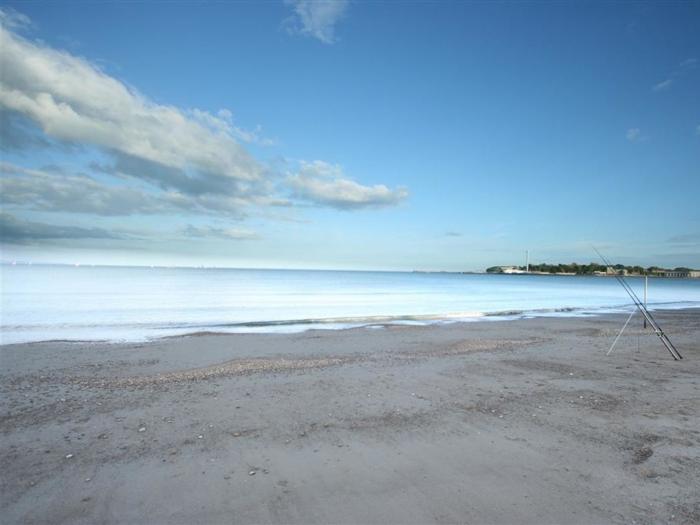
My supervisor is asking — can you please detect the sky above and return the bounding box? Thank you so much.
[0,1,698,271]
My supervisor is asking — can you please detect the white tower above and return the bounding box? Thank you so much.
[526,250,529,273]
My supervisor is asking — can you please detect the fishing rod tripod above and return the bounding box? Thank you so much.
[594,248,682,361]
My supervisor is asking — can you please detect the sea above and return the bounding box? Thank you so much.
[2,264,700,345]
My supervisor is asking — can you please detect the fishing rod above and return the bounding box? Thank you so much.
[595,249,646,308]
[593,247,682,360]
[595,249,657,324]
[594,248,680,359]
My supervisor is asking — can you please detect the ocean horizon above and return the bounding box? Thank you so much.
[2,264,699,345]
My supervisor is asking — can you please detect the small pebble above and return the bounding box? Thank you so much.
[198,435,203,439]
[65,454,73,459]
[138,427,146,432]
[249,470,256,476]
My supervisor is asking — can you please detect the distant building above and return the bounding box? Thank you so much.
[662,270,700,278]
[593,268,625,276]
[497,266,526,274]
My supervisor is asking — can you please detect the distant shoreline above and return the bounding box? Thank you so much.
[483,271,697,279]
[415,270,700,279]
[486,264,700,279]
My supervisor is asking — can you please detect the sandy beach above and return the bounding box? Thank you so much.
[1,309,699,524]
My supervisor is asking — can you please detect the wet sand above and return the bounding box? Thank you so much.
[2,310,699,524]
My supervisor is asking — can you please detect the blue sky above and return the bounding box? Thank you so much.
[0,1,698,270]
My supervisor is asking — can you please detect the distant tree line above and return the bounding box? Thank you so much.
[486,263,695,275]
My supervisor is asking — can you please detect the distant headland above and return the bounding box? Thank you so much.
[486,263,700,278]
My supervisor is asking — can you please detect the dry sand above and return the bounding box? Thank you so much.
[1,309,699,524]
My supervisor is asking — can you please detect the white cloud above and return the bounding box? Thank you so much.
[0,21,262,192]
[652,58,697,92]
[0,10,408,226]
[0,7,30,30]
[199,107,275,146]
[285,0,349,44]
[626,128,643,142]
[651,79,673,92]
[182,224,259,241]
[287,160,408,210]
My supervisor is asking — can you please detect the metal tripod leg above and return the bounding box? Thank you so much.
[607,309,636,356]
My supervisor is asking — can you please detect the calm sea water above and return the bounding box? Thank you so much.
[1,264,699,345]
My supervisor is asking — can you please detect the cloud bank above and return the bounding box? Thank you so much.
[0,10,408,245]
[667,233,700,246]
[0,162,255,218]
[0,212,125,243]
[0,23,263,198]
